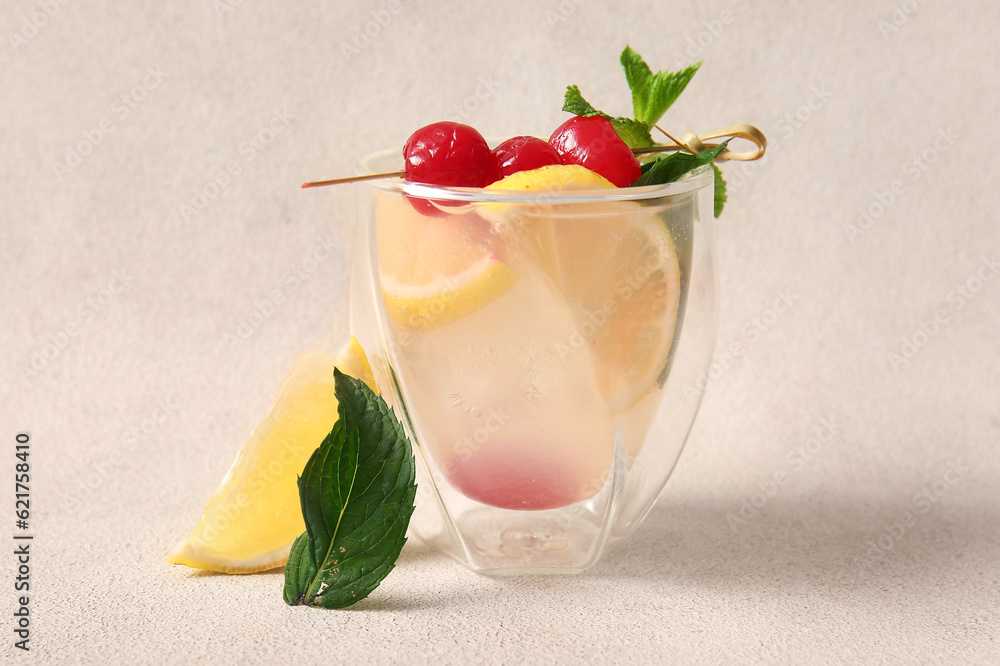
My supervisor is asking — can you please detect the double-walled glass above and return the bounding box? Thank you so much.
[350,149,717,574]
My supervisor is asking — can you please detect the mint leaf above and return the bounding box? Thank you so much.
[630,139,729,185]
[562,84,602,117]
[562,85,653,148]
[282,532,314,605]
[620,46,701,127]
[712,163,727,217]
[620,46,653,117]
[630,142,730,217]
[630,152,706,187]
[283,370,416,609]
[610,119,654,149]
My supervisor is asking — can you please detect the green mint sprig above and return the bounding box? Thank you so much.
[283,370,416,609]
[620,46,700,128]
[562,45,729,216]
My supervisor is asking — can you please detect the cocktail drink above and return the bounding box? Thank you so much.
[350,151,718,573]
[168,46,761,599]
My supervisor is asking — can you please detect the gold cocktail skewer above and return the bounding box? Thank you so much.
[301,171,405,188]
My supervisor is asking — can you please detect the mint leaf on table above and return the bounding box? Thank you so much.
[620,46,701,127]
[563,85,654,148]
[283,370,416,609]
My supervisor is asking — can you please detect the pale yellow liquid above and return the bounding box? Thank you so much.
[376,193,685,510]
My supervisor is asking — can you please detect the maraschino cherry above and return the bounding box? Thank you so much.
[403,121,498,187]
[491,136,562,178]
[548,115,641,187]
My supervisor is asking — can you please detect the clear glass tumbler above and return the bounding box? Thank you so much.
[349,149,717,574]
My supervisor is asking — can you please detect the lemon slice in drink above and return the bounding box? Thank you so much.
[526,206,681,411]
[485,163,615,192]
[376,193,517,329]
[483,165,681,410]
[167,338,377,574]
[570,213,681,410]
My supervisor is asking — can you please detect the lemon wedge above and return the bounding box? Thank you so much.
[167,337,377,574]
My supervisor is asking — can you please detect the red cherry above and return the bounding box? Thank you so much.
[548,116,641,187]
[403,121,498,187]
[491,136,562,178]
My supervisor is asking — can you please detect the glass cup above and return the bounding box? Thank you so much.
[349,149,717,574]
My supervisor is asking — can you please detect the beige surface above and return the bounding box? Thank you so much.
[2,0,999,663]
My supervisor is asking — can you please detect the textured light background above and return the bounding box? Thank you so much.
[2,0,999,663]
